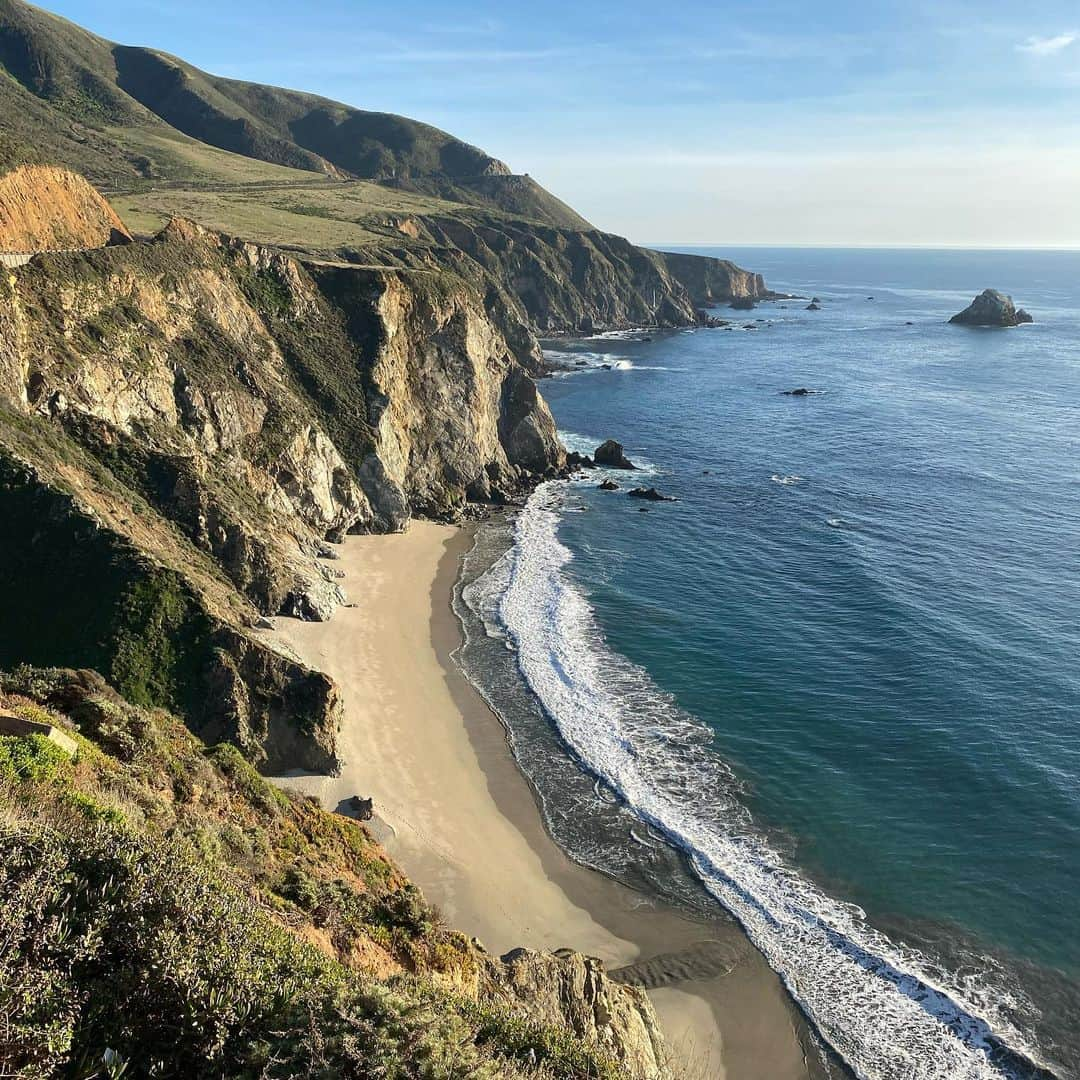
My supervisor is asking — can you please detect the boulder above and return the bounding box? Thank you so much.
[598,479,620,491]
[566,451,596,470]
[781,388,813,396]
[949,289,1033,327]
[594,440,637,470]
[806,302,821,311]
[628,487,676,502]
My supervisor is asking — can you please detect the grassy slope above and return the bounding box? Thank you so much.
[0,666,623,1079]
[0,0,590,229]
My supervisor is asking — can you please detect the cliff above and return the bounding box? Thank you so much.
[333,215,770,337]
[660,250,771,307]
[0,215,562,769]
[0,666,671,1080]
[0,164,131,251]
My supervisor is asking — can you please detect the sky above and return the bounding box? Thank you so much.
[43,0,1080,247]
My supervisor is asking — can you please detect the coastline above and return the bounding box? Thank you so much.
[265,521,815,1080]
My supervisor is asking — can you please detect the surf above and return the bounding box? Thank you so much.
[493,480,1051,1080]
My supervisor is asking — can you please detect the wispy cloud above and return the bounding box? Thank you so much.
[1017,32,1077,55]
[363,45,583,65]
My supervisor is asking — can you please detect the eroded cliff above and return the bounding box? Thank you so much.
[0,215,562,769]
[0,164,131,251]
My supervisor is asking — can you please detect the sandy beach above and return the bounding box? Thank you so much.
[266,521,816,1080]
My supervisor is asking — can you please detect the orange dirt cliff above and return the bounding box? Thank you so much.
[0,165,131,252]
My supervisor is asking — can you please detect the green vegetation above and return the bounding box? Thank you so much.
[0,668,622,1079]
[0,0,592,233]
[0,733,71,783]
[110,571,213,710]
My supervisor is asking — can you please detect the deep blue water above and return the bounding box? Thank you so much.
[516,249,1079,1077]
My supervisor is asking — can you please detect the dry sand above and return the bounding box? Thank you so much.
[266,521,815,1080]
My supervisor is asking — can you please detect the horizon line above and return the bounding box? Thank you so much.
[642,241,1080,253]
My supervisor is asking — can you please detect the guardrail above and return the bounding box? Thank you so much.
[0,247,92,269]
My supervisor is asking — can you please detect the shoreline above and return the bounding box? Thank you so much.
[266,521,815,1079]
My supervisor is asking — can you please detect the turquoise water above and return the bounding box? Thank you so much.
[490,249,1079,1078]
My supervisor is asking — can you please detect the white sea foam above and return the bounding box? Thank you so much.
[771,474,805,486]
[494,481,1044,1080]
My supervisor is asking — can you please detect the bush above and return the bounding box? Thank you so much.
[0,818,617,1079]
[206,743,289,814]
[63,790,127,826]
[0,733,72,784]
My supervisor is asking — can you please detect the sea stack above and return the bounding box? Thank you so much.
[949,289,1033,327]
[594,440,637,469]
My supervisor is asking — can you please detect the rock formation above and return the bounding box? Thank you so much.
[949,289,1033,327]
[594,440,637,469]
[628,487,676,502]
[488,948,672,1079]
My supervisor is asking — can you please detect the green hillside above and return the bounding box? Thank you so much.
[0,0,591,228]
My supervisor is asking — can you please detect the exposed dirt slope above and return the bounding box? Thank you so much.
[0,163,131,250]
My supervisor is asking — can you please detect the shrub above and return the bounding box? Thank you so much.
[0,733,72,784]
[63,790,127,826]
[206,743,289,814]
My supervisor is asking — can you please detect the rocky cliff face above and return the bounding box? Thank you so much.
[0,165,131,250]
[660,249,770,307]
[486,948,673,1079]
[346,214,771,336]
[0,215,562,768]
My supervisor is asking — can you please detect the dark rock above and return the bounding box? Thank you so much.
[565,451,596,469]
[949,289,1033,327]
[781,388,813,396]
[601,363,613,370]
[628,487,676,502]
[594,440,637,470]
[598,479,620,491]
[638,506,650,512]
[811,297,821,304]
[349,795,374,820]
[806,302,821,311]
[729,296,756,311]
[743,323,756,329]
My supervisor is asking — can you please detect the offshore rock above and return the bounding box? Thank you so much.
[949,289,1033,327]
[594,439,636,470]
[628,487,676,502]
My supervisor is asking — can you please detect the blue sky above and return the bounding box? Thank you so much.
[45,0,1080,247]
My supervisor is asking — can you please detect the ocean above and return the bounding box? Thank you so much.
[452,247,1080,1080]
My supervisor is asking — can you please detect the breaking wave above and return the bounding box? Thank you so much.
[490,480,1051,1080]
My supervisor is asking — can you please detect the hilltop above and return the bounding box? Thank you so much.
[0,0,769,329]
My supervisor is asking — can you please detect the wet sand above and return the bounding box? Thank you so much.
[265,521,815,1079]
